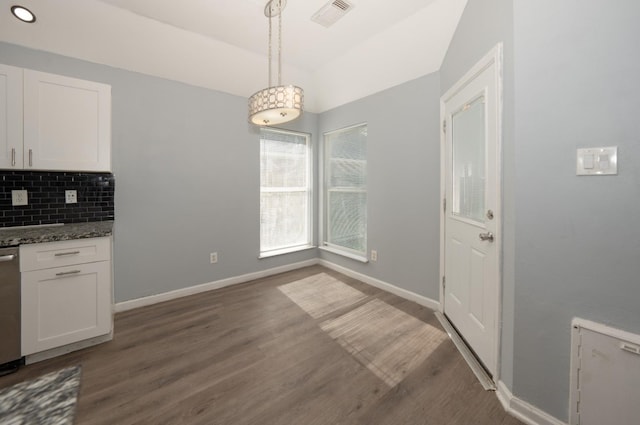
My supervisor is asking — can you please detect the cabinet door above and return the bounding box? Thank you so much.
[23,70,111,172]
[0,64,23,169]
[22,261,112,355]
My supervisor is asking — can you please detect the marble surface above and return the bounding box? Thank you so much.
[0,366,82,425]
[0,221,113,247]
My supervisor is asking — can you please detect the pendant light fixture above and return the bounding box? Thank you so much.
[248,0,304,126]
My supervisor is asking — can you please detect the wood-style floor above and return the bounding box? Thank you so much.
[0,266,523,425]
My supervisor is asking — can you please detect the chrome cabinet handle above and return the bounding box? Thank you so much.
[479,232,494,242]
[54,251,81,257]
[0,254,16,263]
[11,148,15,166]
[55,270,81,277]
[28,149,33,167]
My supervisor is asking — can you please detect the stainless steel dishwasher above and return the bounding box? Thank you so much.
[0,246,21,375]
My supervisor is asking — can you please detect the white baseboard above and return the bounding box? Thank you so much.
[317,259,441,311]
[496,380,567,425]
[115,259,318,313]
[116,258,440,314]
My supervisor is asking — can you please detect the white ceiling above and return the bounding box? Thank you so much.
[0,0,468,112]
[98,0,443,72]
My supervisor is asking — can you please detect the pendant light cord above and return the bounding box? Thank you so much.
[278,0,282,86]
[268,5,272,88]
[266,0,283,88]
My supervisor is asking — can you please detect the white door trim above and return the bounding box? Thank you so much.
[439,43,504,381]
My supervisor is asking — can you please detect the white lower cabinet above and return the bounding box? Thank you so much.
[20,237,113,356]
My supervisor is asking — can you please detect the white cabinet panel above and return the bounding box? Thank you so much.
[23,70,111,171]
[20,237,111,272]
[0,64,23,169]
[571,320,640,425]
[20,236,113,357]
[0,63,111,172]
[21,260,112,356]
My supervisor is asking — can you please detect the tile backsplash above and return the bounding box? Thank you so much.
[0,171,114,227]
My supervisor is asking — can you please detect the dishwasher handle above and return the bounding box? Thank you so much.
[0,254,16,263]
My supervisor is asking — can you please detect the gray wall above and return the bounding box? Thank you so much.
[318,73,442,300]
[439,0,516,389]
[2,39,442,305]
[512,0,640,420]
[0,42,318,303]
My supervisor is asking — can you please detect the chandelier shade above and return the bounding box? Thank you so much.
[249,85,304,126]
[248,0,304,126]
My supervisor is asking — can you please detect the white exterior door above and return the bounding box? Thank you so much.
[441,46,502,375]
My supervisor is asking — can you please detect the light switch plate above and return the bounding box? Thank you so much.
[577,147,618,176]
[11,190,28,206]
[65,190,78,204]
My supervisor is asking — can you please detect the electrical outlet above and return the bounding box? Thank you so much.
[11,190,28,206]
[65,190,78,204]
[371,250,378,262]
[210,252,218,264]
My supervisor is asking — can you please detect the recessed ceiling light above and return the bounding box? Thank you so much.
[11,5,36,23]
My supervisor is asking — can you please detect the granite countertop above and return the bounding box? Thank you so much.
[0,221,113,247]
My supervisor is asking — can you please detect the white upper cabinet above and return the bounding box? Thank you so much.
[0,65,112,172]
[0,64,24,169]
[24,70,111,172]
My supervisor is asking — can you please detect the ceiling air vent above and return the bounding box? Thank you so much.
[311,0,355,28]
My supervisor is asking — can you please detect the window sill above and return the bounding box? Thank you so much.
[319,246,369,263]
[259,245,316,259]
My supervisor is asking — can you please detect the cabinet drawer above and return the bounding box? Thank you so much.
[20,237,111,272]
[21,261,112,355]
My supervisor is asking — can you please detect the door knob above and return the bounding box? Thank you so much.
[479,232,494,242]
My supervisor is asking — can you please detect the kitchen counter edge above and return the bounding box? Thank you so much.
[0,221,114,248]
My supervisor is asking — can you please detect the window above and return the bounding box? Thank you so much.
[322,123,367,258]
[260,128,312,256]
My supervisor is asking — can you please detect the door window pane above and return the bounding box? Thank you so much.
[452,96,485,223]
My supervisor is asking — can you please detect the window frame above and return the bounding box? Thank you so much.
[320,123,368,262]
[259,127,314,258]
